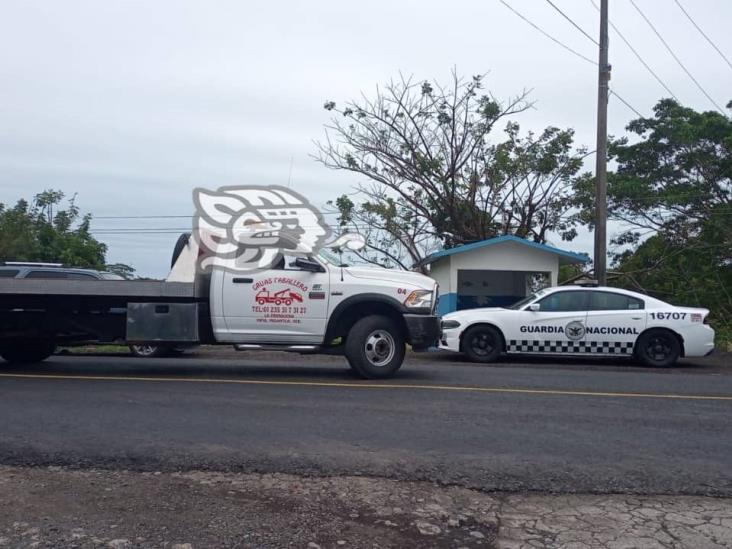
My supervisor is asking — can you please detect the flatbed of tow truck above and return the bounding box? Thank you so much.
[0,278,205,300]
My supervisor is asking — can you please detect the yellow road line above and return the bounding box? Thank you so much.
[0,372,731,401]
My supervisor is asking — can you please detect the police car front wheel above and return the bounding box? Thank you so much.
[461,325,503,363]
[635,329,681,367]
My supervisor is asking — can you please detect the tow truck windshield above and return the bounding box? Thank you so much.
[318,248,348,267]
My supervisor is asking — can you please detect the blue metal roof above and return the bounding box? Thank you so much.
[419,235,590,266]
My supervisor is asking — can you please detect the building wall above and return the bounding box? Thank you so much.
[429,257,454,315]
[430,241,561,314]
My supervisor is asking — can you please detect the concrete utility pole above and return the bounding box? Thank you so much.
[594,0,610,285]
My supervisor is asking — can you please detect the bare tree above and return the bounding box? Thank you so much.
[315,71,589,271]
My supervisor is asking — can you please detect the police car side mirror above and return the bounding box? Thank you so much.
[293,257,325,273]
[528,303,541,312]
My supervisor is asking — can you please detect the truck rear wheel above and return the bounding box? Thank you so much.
[129,344,173,358]
[345,315,405,379]
[0,339,57,364]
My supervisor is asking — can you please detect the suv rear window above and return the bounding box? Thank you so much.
[0,269,19,278]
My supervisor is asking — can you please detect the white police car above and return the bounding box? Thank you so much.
[439,285,715,367]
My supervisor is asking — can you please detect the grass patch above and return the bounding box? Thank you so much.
[58,344,130,355]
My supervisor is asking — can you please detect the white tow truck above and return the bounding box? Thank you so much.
[0,234,440,378]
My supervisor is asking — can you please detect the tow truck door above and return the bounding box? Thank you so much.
[220,255,330,343]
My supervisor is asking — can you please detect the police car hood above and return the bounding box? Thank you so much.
[343,265,434,290]
[443,307,509,320]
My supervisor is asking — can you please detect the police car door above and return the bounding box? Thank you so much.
[510,290,590,354]
[584,291,646,356]
[221,254,330,344]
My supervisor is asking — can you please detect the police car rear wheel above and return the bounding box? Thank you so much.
[636,329,680,367]
[462,325,502,363]
[345,315,405,379]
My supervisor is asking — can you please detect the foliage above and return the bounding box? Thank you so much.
[104,263,137,279]
[613,233,731,346]
[578,99,732,343]
[0,190,134,275]
[315,72,590,271]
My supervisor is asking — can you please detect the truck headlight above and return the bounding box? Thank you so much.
[403,289,433,309]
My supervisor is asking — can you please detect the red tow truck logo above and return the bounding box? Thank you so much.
[255,288,304,306]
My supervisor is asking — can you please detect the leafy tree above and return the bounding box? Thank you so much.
[0,190,135,275]
[315,72,590,271]
[104,263,137,279]
[576,99,731,342]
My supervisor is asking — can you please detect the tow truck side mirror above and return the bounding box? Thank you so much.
[293,257,325,273]
[528,303,541,312]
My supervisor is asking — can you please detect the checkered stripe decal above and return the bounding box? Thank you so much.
[507,340,634,354]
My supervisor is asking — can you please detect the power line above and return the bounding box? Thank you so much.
[94,212,347,220]
[544,0,598,45]
[498,0,597,66]
[589,0,678,101]
[94,214,194,219]
[628,0,725,114]
[498,0,643,118]
[673,0,732,72]
[609,89,642,117]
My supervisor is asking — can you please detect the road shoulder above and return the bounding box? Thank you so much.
[2,466,731,548]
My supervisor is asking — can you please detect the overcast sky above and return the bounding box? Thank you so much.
[1,0,730,277]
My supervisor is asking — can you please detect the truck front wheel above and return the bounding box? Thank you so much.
[345,315,405,379]
[0,339,57,364]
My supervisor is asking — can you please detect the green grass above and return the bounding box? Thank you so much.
[58,344,130,355]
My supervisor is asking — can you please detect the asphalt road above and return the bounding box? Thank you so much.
[1,350,731,496]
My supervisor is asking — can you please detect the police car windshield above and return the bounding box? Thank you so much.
[505,289,547,310]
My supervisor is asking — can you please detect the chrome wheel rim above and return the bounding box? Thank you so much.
[132,345,158,356]
[364,330,395,367]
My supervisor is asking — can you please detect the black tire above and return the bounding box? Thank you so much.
[345,315,406,379]
[128,344,172,358]
[0,339,56,364]
[171,232,191,268]
[635,329,681,367]
[461,325,503,363]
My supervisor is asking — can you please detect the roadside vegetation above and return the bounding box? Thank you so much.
[576,99,732,347]
[0,190,134,278]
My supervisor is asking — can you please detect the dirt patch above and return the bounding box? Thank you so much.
[2,466,731,548]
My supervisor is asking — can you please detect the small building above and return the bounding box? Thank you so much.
[419,235,589,315]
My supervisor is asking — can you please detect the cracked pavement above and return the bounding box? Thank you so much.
[1,466,731,548]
